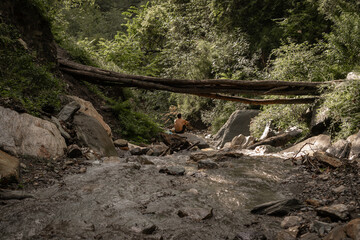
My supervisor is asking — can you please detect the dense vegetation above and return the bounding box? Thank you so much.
[1,0,359,141]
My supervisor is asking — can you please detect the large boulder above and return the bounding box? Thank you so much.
[0,106,66,158]
[213,110,259,148]
[310,105,330,135]
[73,112,117,157]
[0,150,20,184]
[67,96,112,137]
[281,134,331,157]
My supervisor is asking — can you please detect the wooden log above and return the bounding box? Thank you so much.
[313,151,343,168]
[58,58,329,88]
[247,129,303,149]
[194,93,318,105]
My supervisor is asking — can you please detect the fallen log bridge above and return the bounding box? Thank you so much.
[59,58,333,105]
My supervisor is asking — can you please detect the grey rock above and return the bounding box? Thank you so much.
[149,143,168,156]
[310,220,335,237]
[332,185,346,194]
[251,199,303,216]
[255,145,281,154]
[181,133,210,149]
[51,116,71,140]
[281,216,302,229]
[316,204,349,221]
[57,101,81,122]
[130,147,149,156]
[129,219,157,234]
[159,166,185,176]
[282,134,331,157]
[326,139,348,158]
[198,160,219,169]
[347,130,360,160]
[113,139,128,147]
[0,106,66,158]
[73,112,117,157]
[213,110,260,148]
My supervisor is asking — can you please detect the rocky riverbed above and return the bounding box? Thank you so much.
[1,147,359,240]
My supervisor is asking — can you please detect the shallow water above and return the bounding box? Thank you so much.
[0,151,294,239]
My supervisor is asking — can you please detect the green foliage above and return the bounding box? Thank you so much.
[268,41,332,82]
[325,12,360,68]
[0,23,62,115]
[250,104,310,139]
[320,79,360,139]
[112,100,162,143]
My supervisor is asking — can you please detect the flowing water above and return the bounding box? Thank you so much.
[0,150,295,239]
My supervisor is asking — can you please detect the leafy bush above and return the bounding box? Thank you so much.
[320,79,360,139]
[0,23,62,115]
[250,104,310,139]
[112,100,162,143]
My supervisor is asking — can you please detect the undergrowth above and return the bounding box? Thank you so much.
[0,23,62,116]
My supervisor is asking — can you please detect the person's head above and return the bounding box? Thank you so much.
[177,113,182,119]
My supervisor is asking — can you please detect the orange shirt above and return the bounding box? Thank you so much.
[174,118,188,132]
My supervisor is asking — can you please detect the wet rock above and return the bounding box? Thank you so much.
[113,139,128,147]
[177,207,213,220]
[198,160,219,169]
[281,216,302,229]
[67,95,112,137]
[73,112,117,157]
[159,166,185,176]
[57,101,81,122]
[0,106,66,158]
[332,185,346,194]
[251,199,303,216]
[282,134,331,157]
[213,110,259,148]
[67,144,82,158]
[0,150,20,184]
[316,204,349,221]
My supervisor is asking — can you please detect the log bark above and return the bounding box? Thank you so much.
[58,58,338,104]
[247,129,303,149]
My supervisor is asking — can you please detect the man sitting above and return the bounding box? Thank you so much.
[174,113,188,134]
